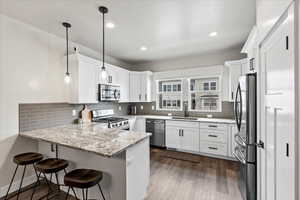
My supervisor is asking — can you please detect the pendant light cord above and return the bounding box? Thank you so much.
[102,11,105,69]
[66,25,69,74]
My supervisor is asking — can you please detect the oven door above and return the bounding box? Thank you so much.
[99,84,120,101]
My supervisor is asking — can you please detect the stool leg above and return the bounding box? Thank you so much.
[82,189,85,200]
[65,187,70,200]
[97,183,106,200]
[30,170,42,200]
[71,187,78,200]
[33,164,41,185]
[55,173,60,191]
[4,165,19,200]
[16,165,27,200]
[85,189,88,200]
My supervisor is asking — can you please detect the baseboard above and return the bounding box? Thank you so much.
[0,175,36,198]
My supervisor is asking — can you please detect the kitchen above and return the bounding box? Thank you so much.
[0,1,299,200]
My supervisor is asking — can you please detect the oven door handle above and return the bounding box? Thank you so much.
[233,146,246,164]
[234,133,247,148]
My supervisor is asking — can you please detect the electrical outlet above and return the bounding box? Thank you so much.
[119,106,122,111]
[141,105,144,110]
[72,110,77,116]
[152,105,155,110]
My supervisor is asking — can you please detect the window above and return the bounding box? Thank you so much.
[189,77,221,112]
[157,79,183,111]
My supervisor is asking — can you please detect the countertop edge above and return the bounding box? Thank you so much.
[19,132,151,157]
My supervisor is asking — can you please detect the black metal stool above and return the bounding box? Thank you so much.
[64,169,106,200]
[5,152,43,200]
[31,158,69,199]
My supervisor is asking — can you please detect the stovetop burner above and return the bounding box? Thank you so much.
[91,109,129,129]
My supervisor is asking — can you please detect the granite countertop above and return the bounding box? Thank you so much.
[121,115,235,124]
[19,123,151,157]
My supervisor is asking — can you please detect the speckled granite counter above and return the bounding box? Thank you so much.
[19,123,151,157]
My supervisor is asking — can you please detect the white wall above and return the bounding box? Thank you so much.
[130,47,244,72]
[0,14,129,189]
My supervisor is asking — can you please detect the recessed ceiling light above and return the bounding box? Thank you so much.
[140,46,148,51]
[209,32,218,37]
[106,22,115,29]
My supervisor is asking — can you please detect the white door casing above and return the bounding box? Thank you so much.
[259,4,295,200]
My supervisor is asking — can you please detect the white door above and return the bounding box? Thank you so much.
[260,6,295,200]
[166,126,181,149]
[181,127,199,152]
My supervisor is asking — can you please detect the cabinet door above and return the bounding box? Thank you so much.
[166,126,181,149]
[229,64,241,101]
[134,118,145,132]
[181,128,199,152]
[118,68,130,102]
[78,61,98,103]
[130,73,141,102]
[140,72,152,102]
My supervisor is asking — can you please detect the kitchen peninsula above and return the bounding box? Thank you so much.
[20,123,151,200]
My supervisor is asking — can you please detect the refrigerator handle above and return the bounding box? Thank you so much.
[238,84,242,130]
[234,84,241,131]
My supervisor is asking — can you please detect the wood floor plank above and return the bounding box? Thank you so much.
[145,148,242,200]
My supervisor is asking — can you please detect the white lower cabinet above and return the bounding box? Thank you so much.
[166,120,235,159]
[166,121,199,152]
[133,118,146,132]
[199,142,228,156]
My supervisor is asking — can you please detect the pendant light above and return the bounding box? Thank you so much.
[99,6,108,80]
[62,22,71,84]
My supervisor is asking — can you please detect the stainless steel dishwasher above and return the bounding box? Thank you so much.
[146,119,165,147]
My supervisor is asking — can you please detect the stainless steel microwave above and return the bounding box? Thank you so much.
[98,84,120,101]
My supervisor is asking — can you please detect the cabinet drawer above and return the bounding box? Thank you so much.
[200,142,227,156]
[200,130,227,143]
[200,122,227,131]
[166,120,199,128]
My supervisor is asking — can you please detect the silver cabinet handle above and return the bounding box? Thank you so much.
[145,94,147,101]
[208,125,217,128]
[139,94,141,101]
[178,129,181,136]
[182,129,184,136]
[208,147,218,150]
[208,134,218,138]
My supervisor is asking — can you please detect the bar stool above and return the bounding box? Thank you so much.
[64,169,106,200]
[5,152,43,200]
[31,158,69,199]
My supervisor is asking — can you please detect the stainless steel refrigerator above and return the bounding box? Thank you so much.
[233,73,257,200]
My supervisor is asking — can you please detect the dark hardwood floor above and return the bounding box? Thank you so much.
[3,148,242,200]
[145,148,242,200]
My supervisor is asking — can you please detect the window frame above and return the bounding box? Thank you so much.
[188,76,222,112]
[156,78,184,111]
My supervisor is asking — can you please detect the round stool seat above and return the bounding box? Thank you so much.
[64,169,103,188]
[36,158,68,174]
[13,152,43,165]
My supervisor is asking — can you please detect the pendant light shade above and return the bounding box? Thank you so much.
[99,6,108,81]
[62,22,71,84]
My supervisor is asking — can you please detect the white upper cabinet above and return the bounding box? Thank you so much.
[67,53,130,103]
[225,60,242,102]
[68,53,98,104]
[130,71,152,102]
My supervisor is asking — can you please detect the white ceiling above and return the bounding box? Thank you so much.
[0,0,256,64]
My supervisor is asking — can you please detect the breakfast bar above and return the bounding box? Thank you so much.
[20,123,151,200]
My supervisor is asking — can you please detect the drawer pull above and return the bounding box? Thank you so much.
[208,125,218,128]
[208,134,218,138]
[208,147,218,150]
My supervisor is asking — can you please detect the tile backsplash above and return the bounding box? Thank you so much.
[19,101,234,132]
[19,102,129,132]
[129,101,234,119]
